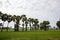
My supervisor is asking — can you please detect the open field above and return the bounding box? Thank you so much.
[0,30,60,40]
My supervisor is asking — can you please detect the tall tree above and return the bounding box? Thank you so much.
[43,21,50,30]
[0,23,3,32]
[0,12,3,19]
[34,19,39,30]
[30,18,34,31]
[40,21,50,30]
[0,12,3,32]
[36,24,39,30]
[56,20,60,29]
[28,18,32,31]
[7,15,12,32]
[1,14,8,32]
[25,19,28,31]
[15,16,21,31]
[12,15,16,31]
[40,23,44,30]
[21,15,26,31]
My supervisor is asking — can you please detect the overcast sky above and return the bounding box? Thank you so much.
[0,0,60,27]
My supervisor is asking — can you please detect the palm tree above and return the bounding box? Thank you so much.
[28,18,32,31]
[56,20,60,29]
[0,23,3,32]
[33,19,39,30]
[7,15,12,32]
[1,13,8,32]
[28,18,34,31]
[0,12,3,32]
[31,18,34,25]
[25,19,28,31]
[15,16,21,31]
[21,14,27,31]
[12,15,17,31]
[0,12,3,19]
[36,24,39,30]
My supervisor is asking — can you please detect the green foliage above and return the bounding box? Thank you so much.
[56,21,60,29]
[40,21,50,30]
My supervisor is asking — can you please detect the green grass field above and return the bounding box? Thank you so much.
[0,30,60,40]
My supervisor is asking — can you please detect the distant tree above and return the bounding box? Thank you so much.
[31,18,34,31]
[0,12,3,19]
[12,15,16,31]
[1,14,8,32]
[21,14,27,31]
[7,15,12,32]
[34,19,39,30]
[25,19,28,31]
[36,24,40,30]
[40,23,44,30]
[28,18,34,31]
[43,21,50,30]
[56,21,60,29]
[15,16,21,31]
[0,23,3,32]
[28,18,31,31]
[40,21,50,30]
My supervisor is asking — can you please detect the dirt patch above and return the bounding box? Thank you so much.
[48,38,60,40]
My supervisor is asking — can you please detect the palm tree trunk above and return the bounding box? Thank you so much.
[7,22,9,32]
[17,24,19,31]
[30,24,31,31]
[22,22,24,32]
[14,21,17,32]
[25,24,27,31]
[44,26,47,31]
[1,21,4,32]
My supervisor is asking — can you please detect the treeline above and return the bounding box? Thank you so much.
[0,11,60,32]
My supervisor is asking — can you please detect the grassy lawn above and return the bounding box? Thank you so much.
[0,30,60,40]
